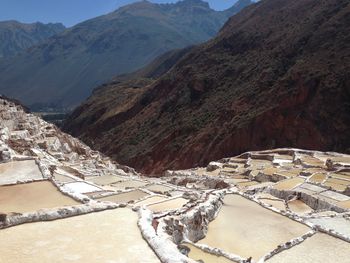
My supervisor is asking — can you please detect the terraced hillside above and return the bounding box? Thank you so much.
[65,0,350,174]
[1,97,350,262]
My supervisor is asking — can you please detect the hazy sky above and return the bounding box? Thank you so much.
[0,0,239,27]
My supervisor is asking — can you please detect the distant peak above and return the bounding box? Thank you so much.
[175,0,210,9]
[231,0,255,9]
[223,0,254,15]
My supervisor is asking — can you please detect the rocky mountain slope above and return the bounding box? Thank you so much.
[0,21,65,58]
[64,0,350,175]
[0,0,253,109]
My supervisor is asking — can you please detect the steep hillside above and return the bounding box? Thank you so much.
[65,46,192,131]
[65,0,350,175]
[0,0,253,109]
[0,21,65,58]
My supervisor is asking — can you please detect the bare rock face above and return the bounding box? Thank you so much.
[0,148,10,162]
[206,162,223,172]
[0,213,7,223]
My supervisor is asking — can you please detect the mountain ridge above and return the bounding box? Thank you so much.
[0,20,65,58]
[64,0,350,175]
[0,0,253,110]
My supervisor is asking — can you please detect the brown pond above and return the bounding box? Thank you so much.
[0,181,79,213]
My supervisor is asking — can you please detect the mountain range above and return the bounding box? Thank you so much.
[0,0,253,110]
[64,0,350,174]
[0,21,65,59]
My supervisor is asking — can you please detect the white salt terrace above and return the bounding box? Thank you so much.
[0,209,160,263]
[108,180,148,190]
[148,197,188,213]
[197,195,310,261]
[1,99,350,263]
[0,160,43,185]
[134,196,168,207]
[145,184,174,194]
[308,217,350,239]
[184,243,234,263]
[266,233,350,263]
[95,189,149,203]
[63,181,102,194]
[86,174,126,185]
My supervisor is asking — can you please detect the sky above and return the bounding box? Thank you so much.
[0,0,239,27]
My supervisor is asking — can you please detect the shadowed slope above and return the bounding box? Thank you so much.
[65,0,350,174]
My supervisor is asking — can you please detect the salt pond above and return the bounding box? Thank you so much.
[198,195,310,261]
[0,160,43,185]
[148,198,188,213]
[184,243,235,263]
[266,233,350,263]
[0,208,160,263]
[0,181,79,213]
[96,189,149,203]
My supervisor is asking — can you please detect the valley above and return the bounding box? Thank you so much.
[64,0,350,175]
[0,0,349,262]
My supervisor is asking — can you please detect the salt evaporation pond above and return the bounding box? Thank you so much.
[145,184,173,194]
[86,175,125,185]
[184,243,235,263]
[110,180,148,190]
[198,195,310,261]
[266,233,350,262]
[148,198,188,213]
[96,189,149,203]
[0,209,160,263]
[134,195,169,206]
[288,200,313,215]
[0,181,79,213]
[0,160,43,185]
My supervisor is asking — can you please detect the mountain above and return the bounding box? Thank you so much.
[0,21,65,58]
[0,0,253,110]
[64,0,350,175]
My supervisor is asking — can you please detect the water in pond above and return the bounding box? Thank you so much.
[309,173,326,184]
[0,181,79,213]
[273,177,305,190]
[260,199,286,211]
[86,175,125,185]
[198,195,310,261]
[0,208,160,263]
[266,233,350,263]
[148,198,188,213]
[288,200,313,215]
[183,243,235,263]
[110,180,148,190]
[96,189,149,203]
[53,172,77,183]
[324,178,349,191]
[134,195,168,207]
[145,184,173,194]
